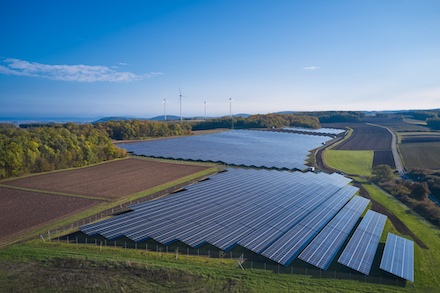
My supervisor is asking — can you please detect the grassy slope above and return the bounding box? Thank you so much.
[0,241,405,293]
[362,180,440,292]
[325,150,374,176]
[324,146,440,291]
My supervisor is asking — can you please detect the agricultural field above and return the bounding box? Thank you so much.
[325,150,373,176]
[324,122,397,170]
[373,150,396,169]
[362,117,430,132]
[331,123,392,151]
[399,142,440,170]
[0,158,217,247]
[0,187,101,243]
[394,132,440,170]
[2,158,211,199]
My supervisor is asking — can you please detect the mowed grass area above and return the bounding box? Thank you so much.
[399,142,440,170]
[324,150,373,176]
[0,241,407,293]
[358,178,440,292]
[325,149,440,291]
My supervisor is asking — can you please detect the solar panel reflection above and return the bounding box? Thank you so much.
[380,233,414,282]
[298,196,370,270]
[118,130,331,171]
[337,210,387,275]
[79,168,358,266]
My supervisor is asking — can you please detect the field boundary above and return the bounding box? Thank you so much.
[0,166,222,249]
[0,184,111,201]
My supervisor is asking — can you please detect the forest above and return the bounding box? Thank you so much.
[192,113,321,130]
[0,113,354,180]
[0,123,126,180]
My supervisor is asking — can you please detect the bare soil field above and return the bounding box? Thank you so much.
[401,135,440,143]
[361,117,430,132]
[3,158,211,200]
[331,123,392,151]
[0,187,101,242]
[400,142,440,170]
[372,150,396,168]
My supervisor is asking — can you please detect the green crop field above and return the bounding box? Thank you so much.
[399,142,440,170]
[324,150,374,176]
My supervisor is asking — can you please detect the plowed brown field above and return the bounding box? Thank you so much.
[332,123,392,151]
[3,158,210,199]
[0,187,101,242]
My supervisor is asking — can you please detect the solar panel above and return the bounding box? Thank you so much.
[260,186,357,266]
[118,129,332,171]
[80,168,356,266]
[338,210,387,275]
[380,233,414,282]
[298,196,370,270]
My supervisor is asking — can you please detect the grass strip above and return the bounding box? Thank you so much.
[324,150,373,176]
[0,241,407,293]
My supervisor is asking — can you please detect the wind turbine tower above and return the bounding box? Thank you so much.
[179,87,183,121]
[204,101,207,120]
[163,98,167,121]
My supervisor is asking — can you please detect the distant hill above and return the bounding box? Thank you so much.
[234,113,251,118]
[149,115,181,121]
[94,116,140,123]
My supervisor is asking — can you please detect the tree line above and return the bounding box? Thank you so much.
[371,165,440,227]
[0,123,126,179]
[0,113,325,179]
[94,120,192,140]
[192,113,321,131]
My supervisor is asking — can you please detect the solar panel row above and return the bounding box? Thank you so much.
[283,127,346,135]
[298,195,370,270]
[380,233,414,282]
[338,210,387,275]
[80,168,357,265]
[118,129,332,171]
[260,186,357,266]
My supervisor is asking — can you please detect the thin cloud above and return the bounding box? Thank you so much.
[0,58,163,82]
[303,66,320,71]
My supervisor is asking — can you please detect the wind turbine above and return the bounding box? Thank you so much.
[162,98,168,121]
[204,101,207,120]
[178,87,187,121]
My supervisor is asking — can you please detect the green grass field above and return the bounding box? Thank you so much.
[0,241,410,292]
[324,150,374,176]
[323,145,440,292]
[359,178,440,292]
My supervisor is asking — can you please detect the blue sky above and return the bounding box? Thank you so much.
[1,0,439,120]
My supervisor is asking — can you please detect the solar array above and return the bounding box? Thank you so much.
[380,233,414,282]
[80,168,358,265]
[298,195,370,270]
[283,127,346,135]
[338,210,387,275]
[118,130,331,170]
